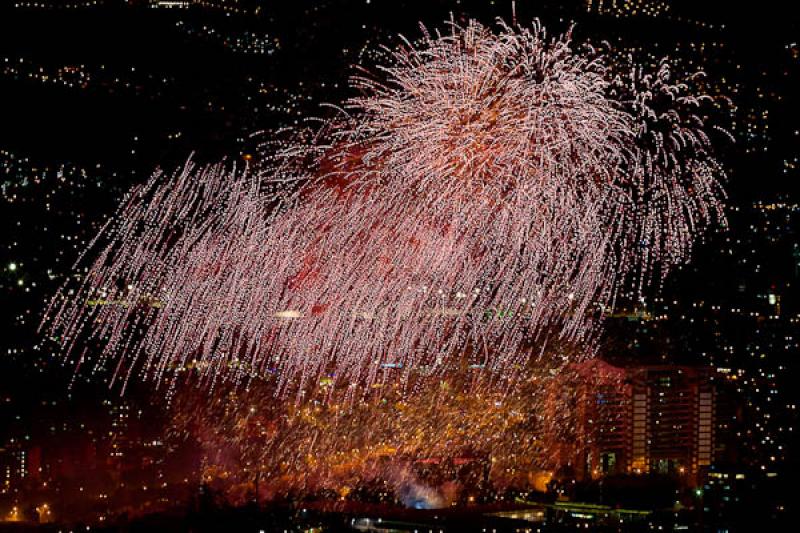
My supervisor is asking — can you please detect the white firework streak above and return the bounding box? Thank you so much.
[43,19,727,399]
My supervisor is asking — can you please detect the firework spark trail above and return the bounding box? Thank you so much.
[167,358,624,501]
[43,19,726,399]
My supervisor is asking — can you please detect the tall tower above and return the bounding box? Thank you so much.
[108,399,132,471]
[628,366,715,486]
[568,362,717,487]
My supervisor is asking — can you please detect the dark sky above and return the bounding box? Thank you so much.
[0,0,798,523]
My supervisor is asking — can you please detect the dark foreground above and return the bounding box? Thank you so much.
[1,498,794,533]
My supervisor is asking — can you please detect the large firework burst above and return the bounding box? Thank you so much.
[43,19,726,399]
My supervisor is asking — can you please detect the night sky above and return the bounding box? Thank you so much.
[1,0,798,530]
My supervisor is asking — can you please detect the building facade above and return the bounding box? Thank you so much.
[571,362,717,487]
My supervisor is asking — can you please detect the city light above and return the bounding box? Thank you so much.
[0,1,796,531]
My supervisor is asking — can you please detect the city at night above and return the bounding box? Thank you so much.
[0,1,798,531]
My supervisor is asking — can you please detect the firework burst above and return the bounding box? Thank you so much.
[43,19,726,399]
